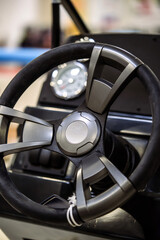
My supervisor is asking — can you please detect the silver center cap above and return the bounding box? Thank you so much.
[56,111,100,156]
[66,121,88,144]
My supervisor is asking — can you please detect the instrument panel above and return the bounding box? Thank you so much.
[50,61,87,100]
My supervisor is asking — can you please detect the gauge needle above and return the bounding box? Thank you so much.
[60,86,66,90]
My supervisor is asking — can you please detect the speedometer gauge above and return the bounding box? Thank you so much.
[50,61,87,100]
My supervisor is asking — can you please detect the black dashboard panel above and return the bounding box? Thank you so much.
[39,33,160,115]
[67,33,160,78]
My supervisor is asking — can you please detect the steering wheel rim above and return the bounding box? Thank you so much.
[0,42,160,226]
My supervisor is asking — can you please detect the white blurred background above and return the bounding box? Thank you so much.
[0,0,160,48]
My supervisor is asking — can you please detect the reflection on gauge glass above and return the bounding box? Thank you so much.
[50,61,87,100]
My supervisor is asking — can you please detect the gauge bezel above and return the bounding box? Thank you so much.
[50,61,87,100]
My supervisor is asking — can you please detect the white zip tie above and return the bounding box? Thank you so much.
[66,204,82,227]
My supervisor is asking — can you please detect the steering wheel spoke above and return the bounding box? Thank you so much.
[75,153,135,221]
[97,63,138,113]
[99,155,132,192]
[0,141,50,156]
[85,45,103,104]
[86,45,143,114]
[0,105,53,156]
[0,105,52,126]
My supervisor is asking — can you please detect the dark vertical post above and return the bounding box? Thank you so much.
[61,0,90,34]
[51,0,61,48]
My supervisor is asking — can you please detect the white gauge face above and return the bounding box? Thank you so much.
[50,61,87,100]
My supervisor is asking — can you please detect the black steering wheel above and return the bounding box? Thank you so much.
[0,42,160,227]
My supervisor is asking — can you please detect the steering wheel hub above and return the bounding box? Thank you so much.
[56,111,100,156]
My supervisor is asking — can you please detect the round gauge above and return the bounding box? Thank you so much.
[50,61,87,100]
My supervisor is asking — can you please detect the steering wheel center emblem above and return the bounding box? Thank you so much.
[56,111,100,156]
[66,121,88,144]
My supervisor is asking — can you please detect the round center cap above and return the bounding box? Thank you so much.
[66,121,88,144]
[56,111,100,156]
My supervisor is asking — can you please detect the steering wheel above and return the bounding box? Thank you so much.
[0,42,160,227]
